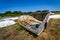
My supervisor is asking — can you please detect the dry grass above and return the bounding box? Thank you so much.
[0,19,60,40]
[37,19,60,40]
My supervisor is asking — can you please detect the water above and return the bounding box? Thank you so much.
[30,24,40,30]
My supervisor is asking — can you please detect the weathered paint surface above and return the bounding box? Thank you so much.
[18,13,50,36]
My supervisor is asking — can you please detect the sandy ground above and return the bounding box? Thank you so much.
[47,15,60,21]
[0,17,18,28]
[0,20,16,28]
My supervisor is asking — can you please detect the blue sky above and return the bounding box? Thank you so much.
[0,0,60,13]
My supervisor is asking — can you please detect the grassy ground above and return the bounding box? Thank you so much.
[0,19,60,40]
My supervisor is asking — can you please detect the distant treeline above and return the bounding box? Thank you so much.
[0,10,49,17]
[51,11,60,14]
[0,10,60,17]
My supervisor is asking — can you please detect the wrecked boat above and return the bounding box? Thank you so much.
[18,13,50,36]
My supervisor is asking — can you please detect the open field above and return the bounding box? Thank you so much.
[0,19,60,40]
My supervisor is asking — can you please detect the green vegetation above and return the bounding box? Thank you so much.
[1,10,60,18]
[0,19,60,40]
[15,23,23,30]
[51,11,60,14]
[0,10,49,17]
[0,10,60,40]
